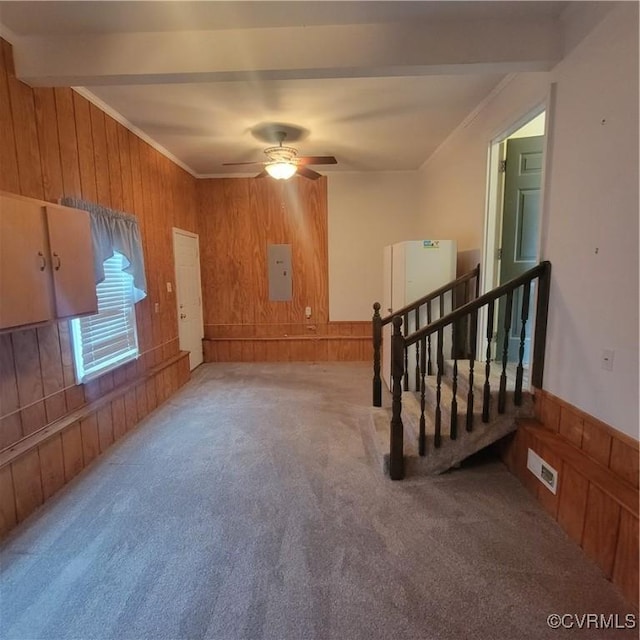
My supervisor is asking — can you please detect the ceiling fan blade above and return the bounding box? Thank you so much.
[297,156,338,166]
[222,160,264,166]
[297,166,322,180]
[254,170,268,179]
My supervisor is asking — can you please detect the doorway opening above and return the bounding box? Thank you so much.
[482,108,547,366]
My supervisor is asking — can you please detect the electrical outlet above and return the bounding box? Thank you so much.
[166,282,172,293]
[601,349,614,372]
[305,306,312,319]
[154,302,160,313]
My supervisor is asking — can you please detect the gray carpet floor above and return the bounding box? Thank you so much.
[0,362,636,640]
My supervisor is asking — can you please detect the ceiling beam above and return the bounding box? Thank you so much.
[11,19,561,87]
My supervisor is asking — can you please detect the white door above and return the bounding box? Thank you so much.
[173,228,204,370]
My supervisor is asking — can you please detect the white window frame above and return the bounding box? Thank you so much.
[70,251,139,384]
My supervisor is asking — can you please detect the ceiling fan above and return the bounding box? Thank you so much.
[222,131,337,180]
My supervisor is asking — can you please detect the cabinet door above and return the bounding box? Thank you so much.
[0,194,53,329]
[45,204,98,319]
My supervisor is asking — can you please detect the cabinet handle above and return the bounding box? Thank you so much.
[38,251,46,271]
[53,252,61,271]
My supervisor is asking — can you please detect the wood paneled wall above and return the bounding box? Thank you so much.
[0,352,190,537]
[0,39,197,536]
[203,321,372,362]
[198,177,328,326]
[197,177,367,361]
[502,391,639,607]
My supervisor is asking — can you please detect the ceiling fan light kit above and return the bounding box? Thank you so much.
[265,161,298,180]
[222,130,337,180]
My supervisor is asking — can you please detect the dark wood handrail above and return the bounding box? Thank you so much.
[403,261,551,347]
[375,259,551,481]
[381,264,480,326]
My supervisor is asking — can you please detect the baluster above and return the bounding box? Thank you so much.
[426,301,433,375]
[390,316,405,480]
[419,337,427,456]
[439,294,446,362]
[372,302,382,407]
[403,312,409,391]
[466,309,478,431]
[482,301,495,423]
[462,281,470,357]
[515,283,531,406]
[470,282,479,362]
[434,328,443,448]
[450,327,458,440]
[414,307,420,390]
[498,291,513,413]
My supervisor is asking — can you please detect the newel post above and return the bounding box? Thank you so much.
[389,316,405,480]
[372,302,382,407]
[531,261,551,389]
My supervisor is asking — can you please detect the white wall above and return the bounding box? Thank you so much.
[327,172,420,320]
[416,3,639,438]
[416,72,551,253]
[541,2,638,439]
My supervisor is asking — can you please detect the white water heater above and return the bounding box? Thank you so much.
[382,240,457,391]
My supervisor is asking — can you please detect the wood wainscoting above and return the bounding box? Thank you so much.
[203,322,372,362]
[501,390,639,607]
[0,351,190,539]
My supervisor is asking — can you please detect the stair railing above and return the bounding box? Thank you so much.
[372,264,480,407]
[385,260,551,479]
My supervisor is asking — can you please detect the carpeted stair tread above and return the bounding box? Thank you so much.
[421,374,531,428]
[441,359,530,396]
[370,362,535,477]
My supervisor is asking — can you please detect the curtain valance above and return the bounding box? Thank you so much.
[61,198,147,303]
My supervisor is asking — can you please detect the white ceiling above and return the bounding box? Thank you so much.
[0,1,571,177]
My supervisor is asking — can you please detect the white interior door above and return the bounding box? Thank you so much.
[173,228,204,370]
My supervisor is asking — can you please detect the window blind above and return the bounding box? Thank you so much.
[70,251,139,383]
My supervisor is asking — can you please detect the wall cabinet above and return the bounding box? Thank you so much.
[0,192,97,331]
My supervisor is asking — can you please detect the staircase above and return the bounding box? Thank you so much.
[369,362,535,476]
[370,261,551,480]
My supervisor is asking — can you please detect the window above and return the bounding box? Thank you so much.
[70,251,139,383]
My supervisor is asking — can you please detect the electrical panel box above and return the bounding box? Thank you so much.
[268,244,292,301]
